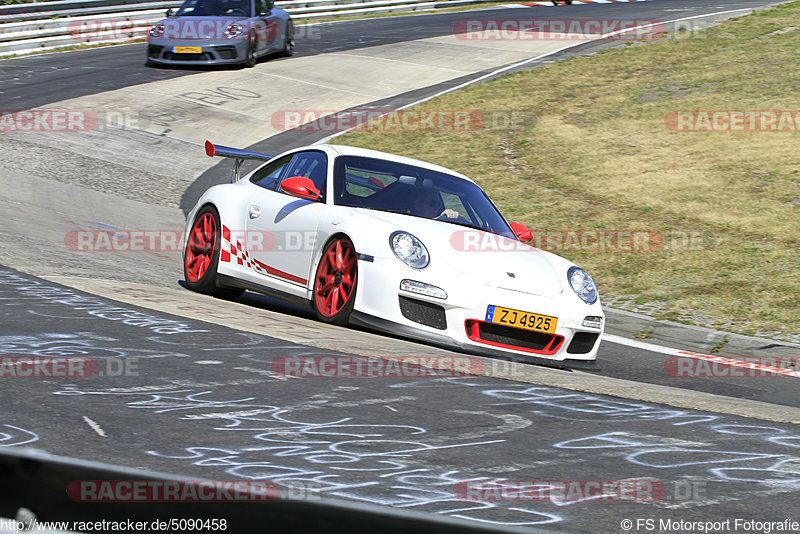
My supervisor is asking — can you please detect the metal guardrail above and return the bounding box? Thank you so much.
[0,0,491,57]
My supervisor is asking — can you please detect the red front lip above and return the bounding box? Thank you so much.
[465,319,565,356]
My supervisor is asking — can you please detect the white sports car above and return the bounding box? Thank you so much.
[183,142,604,369]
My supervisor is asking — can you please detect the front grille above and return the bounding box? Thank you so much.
[567,332,599,354]
[147,45,163,58]
[164,52,213,61]
[399,296,447,330]
[465,320,563,355]
[215,46,238,60]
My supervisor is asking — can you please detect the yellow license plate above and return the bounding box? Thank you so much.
[486,305,558,334]
[172,46,202,53]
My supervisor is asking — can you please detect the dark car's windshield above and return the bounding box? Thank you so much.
[333,155,514,236]
[176,0,252,17]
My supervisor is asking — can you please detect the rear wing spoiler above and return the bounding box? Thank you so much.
[204,140,273,182]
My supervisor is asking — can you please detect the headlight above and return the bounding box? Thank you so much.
[225,23,244,38]
[568,266,598,304]
[150,22,165,38]
[390,232,429,269]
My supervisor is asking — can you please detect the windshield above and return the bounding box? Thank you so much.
[333,155,515,237]
[176,0,252,17]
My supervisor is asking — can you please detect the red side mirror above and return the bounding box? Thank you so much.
[367,176,385,188]
[510,222,532,242]
[281,176,320,201]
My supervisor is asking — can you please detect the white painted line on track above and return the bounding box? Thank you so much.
[328,52,468,73]
[605,333,800,379]
[252,71,382,98]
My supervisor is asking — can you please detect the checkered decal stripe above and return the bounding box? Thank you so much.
[221,224,256,270]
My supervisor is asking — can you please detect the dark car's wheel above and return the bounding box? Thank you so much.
[283,21,295,57]
[184,205,244,300]
[313,237,358,325]
[244,31,257,67]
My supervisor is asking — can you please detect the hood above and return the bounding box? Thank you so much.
[359,210,565,297]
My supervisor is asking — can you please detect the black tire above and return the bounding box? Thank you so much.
[183,205,244,300]
[283,21,295,57]
[244,31,257,67]
[312,237,358,325]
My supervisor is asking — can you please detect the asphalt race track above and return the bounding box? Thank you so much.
[1,0,799,531]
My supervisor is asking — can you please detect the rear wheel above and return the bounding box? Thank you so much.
[184,205,244,300]
[313,237,358,325]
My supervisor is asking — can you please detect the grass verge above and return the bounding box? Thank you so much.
[338,2,800,342]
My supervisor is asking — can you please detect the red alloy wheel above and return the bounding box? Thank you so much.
[185,211,217,284]
[314,238,358,323]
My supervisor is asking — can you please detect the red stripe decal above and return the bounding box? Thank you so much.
[253,258,308,285]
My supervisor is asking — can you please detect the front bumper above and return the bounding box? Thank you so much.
[349,311,600,371]
[146,39,248,65]
[353,255,605,369]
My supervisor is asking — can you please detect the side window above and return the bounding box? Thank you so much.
[280,151,328,200]
[250,154,292,191]
[344,168,397,199]
[254,0,266,14]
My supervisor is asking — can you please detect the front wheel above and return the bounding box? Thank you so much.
[244,32,257,67]
[313,237,358,325]
[184,205,244,300]
[283,21,295,57]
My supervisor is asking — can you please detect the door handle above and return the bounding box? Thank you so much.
[249,205,262,219]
